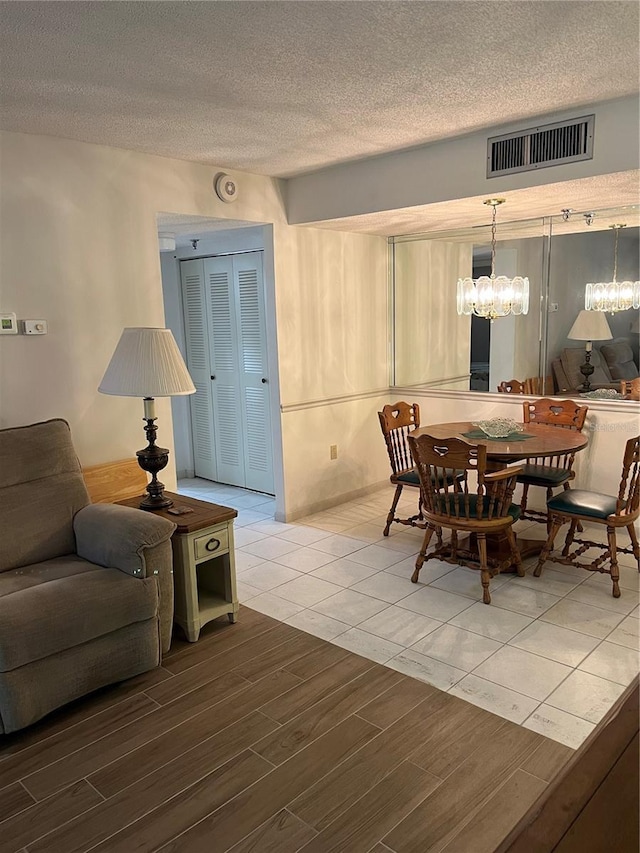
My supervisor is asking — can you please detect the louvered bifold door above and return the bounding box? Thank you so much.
[204,256,246,487]
[180,259,217,480]
[233,253,274,494]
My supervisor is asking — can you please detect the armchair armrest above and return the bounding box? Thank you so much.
[74,504,177,655]
[484,466,524,483]
[74,503,176,576]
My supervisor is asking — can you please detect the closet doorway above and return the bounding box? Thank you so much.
[181,251,274,494]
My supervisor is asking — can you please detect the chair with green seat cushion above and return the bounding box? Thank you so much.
[535,435,640,598]
[407,433,524,604]
[378,402,425,537]
[378,403,461,540]
[518,398,589,528]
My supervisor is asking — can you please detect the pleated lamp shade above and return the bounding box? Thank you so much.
[567,310,613,343]
[99,328,195,397]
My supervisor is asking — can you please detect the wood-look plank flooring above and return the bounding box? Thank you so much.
[0,606,573,853]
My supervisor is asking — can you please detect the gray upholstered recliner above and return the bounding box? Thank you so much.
[0,419,176,733]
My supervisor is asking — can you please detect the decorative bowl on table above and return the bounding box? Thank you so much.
[580,389,622,400]
[472,418,524,438]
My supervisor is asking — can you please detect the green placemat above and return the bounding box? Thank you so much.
[462,430,534,442]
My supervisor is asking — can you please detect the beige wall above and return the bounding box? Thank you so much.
[0,131,388,519]
[394,240,472,387]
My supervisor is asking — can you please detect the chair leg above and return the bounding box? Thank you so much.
[506,527,524,577]
[384,484,403,536]
[545,487,554,532]
[563,483,583,532]
[412,524,435,583]
[534,515,563,577]
[607,526,620,598]
[520,483,530,518]
[436,525,443,548]
[450,530,458,560]
[477,533,491,604]
[562,519,578,557]
[627,523,640,571]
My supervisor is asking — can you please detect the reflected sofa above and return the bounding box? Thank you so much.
[0,419,176,733]
[552,339,639,393]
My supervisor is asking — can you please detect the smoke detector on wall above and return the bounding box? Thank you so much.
[158,233,176,252]
[214,172,239,203]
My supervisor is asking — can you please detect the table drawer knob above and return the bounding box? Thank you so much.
[205,537,221,552]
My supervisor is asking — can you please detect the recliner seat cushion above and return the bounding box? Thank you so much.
[0,556,159,671]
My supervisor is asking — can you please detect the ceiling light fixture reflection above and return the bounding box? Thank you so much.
[585,224,640,314]
[457,199,529,320]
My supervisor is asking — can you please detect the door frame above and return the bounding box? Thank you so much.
[160,223,284,509]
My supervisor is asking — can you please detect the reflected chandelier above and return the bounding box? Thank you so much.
[585,224,640,313]
[457,199,529,320]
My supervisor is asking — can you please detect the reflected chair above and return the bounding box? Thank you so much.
[408,433,523,604]
[535,435,640,598]
[497,379,528,394]
[621,378,640,401]
[378,402,425,536]
[518,398,588,528]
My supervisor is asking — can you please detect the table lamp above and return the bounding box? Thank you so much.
[99,327,196,509]
[567,310,613,391]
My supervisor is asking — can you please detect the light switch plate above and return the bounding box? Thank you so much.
[0,313,18,334]
[23,319,48,335]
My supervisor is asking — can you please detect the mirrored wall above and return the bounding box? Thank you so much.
[391,204,640,400]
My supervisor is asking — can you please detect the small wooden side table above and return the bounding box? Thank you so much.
[116,492,239,642]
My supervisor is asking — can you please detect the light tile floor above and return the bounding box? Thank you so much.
[177,477,640,750]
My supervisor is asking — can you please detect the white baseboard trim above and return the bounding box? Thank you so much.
[278,477,390,523]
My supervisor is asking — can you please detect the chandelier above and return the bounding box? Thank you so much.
[585,224,640,313]
[457,199,529,320]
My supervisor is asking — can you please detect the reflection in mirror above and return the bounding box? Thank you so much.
[547,217,639,396]
[391,205,639,402]
[391,216,545,393]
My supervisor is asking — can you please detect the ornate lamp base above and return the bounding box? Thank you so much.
[579,350,595,391]
[136,416,173,510]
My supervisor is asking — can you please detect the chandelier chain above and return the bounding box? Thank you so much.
[613,227,619,282]
[490,204,497,277]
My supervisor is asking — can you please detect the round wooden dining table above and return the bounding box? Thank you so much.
[413,421,589,463]
[412,421,589,566]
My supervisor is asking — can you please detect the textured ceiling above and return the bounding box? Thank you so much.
[1,1,638,179]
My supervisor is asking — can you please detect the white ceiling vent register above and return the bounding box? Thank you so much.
[487,115,594,178]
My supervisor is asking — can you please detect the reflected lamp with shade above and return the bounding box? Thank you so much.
[567,310,613,391]
[99,327,196,510]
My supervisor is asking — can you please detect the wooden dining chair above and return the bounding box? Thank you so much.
[535,435,640,598]
[621,378,640,401]
[497,379,528,394]
[378,402,425,536]
[518,398,589,527]
[407,433,524,604]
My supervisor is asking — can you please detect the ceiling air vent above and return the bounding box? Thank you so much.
[487,115,594,178]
